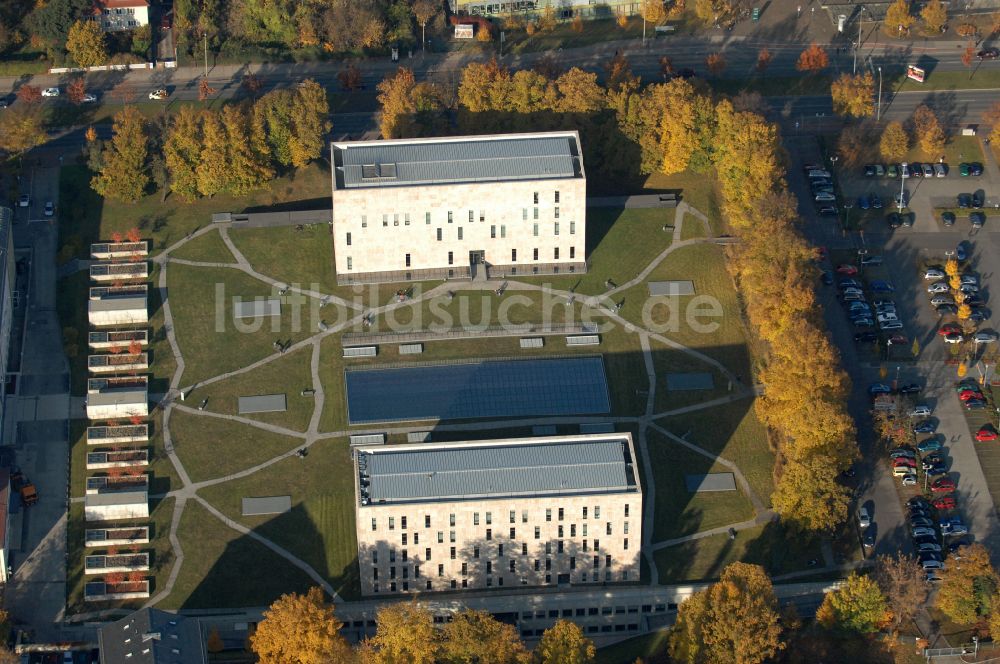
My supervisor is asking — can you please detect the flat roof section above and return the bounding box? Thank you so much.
[87,389,147,407]
[358,435,638,504]
[345,357,610,424]
[332,132,583,190]
[234,298,281,319]
[86,491,148,506]
[238,394,287,414]
[88,297,146,312]
[242,496,292,516]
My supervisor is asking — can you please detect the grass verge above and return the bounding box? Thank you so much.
[167,228,237,264]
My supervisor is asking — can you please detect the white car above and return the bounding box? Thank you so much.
[880,320,904,330]
[17,194,29,208]
[41,87,60,97]
[81,93,97,103]
[901,474,918,486]
[858,506,871,529]
[974,332,998,344]
[927,282,951,294]
[814,192,837,202]
[877,313,899,323]
[961,275,978,286]
[922,559,945,571]
[943,332,964,344]
[43,201,53,217]
[910,405,933,417]
[149,89,168,100]
[924,269,946,280]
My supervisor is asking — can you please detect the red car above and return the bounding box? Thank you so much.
[939,323,963,336]
[959,389,984,401]
[932,496,957,510]
[931,477,956,493]
[892,457,918,468]
[836,264,859,275]
[976,425,998,442]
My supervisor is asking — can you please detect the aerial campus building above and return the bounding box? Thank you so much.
[354,434,642,597]
[330,131,587,285]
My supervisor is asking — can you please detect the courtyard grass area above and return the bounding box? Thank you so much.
[646,429,756,542]
[900,135,983,168]
[595,630,670,664]
[66,497,177,613]
[653,520,822,583]
[167,229,237,264]
[166,263,317,385]
[649,340,730,412]
[195,437,360,600]
[197,347,315,433]
[157,499,319,609]
[57,162,331,260]
[169,409,303,483]
[655,401,775,509]
[643,170,723,234]
[620,242,754,379]
[227,224,338,292]
[510,208,674,295]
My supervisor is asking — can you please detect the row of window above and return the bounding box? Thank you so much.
[373,536,629,565]
[383,522,629,547]
[347,221,574,246]
[372,569,628,594]
[357,204,569,229]
[374,554,620,580]
[374,506,625,531]
[346,246,577,271]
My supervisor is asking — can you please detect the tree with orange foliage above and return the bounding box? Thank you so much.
[241,72,263,97]
[127,570,145,585]
[757,48,772,74]
[128,339,142,356]
[16,85,41,104]
[706,53,726,76]
[105,572,126,587]
[129,414,143,426]
[67,77,87,105]
[962,43,977,78]
[796,44,829,73]
[198,78,216,101]
[337,64,363,91]
[126,227,141,243]
[110,230,124,243]
[251,587,352,664]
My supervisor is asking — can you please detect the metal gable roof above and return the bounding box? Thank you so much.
[334,133,580,189]
[362,439,633,503]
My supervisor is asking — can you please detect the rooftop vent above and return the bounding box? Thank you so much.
[142,632,161,642]
[362,164,378,179]
[379,163,397,178]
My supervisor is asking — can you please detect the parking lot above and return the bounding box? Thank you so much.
[790,133,1000,570]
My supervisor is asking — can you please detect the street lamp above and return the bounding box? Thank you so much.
[854,6,864,74]
[898,162,907,212]
[876,66,883,122]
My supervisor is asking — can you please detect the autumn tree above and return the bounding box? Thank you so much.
[816,573,890,633]
[376,67,421,138]
[207,627,224,653]
[253,80,331,167]
[962,43,977,77]
[796,43,829,73]
[874,552,929,631]
[91,106,149,203]
[937,544,998,624]
[195,111,228,198]
[756,47,772,74]
[413,0,439,48]
[706,52,726,76]
[242,72,263,97]
[163,106,202,201]
[984,101,1000,144]
[772,454,852,531]
[604,52,637,92]
[220,104,273,195]
[0,107,47,158]
[831,72,875,118]
[921,0,947,35]
[439,610,530,664]
[67,19,108,67]
[360,602,438,663]
[713,101,783,222]
[198,78,216,101]
[16,85,42,105]
[67,77,87,105]
[554,68,606,113]
[670,563,785,664]
[880,121,910,161]
[837,124,873,168]
[338,64,363,91]
[884,0,915,37]
[535,620,596,664]
[643,0,668,23]
[250,587,352,664]
[912,104,945,156]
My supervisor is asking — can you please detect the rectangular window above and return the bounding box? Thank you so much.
[624,522,629,534]
[405,254,411,267]
[624,538,629,550]
[554,222,560,236]
[570,247,576,259]
[555,190,560,203]
[522,511,528,523]
[448,252,454,265]
[450,547,456,559]
[558,541,564,554]
[457,228,463,241]
[469,210,474,222]
[534,560,540,572]
[372,550,378,563]
[583,524,588,536]
[595,539,600,551]
[510,559,516,572]
[371,518,376,531]
[426,212,431,225]
[425,547,431,560]
[558,508,564,521]
[533,248,538,261]
[401,517,407,530]
[522,543,527,555]
[498,544,504,557]
[545,558,552,570]
[486,512,492,525]
[523,208,528,220]
[571,524,576,537]
[486,528,492,541]
[362,215,367,228]
[438,564,444,577]
[546,509,552,522]
[583,507,588,519]
[437,532,443,543]
[402,534,407,545]
[595,506,601,518]
[436,228,442,241]
[534,526,540,539]
[533,208,539,220]
[448,211,453,223]
[606,555,612,568]
[474,547,480,559]
[500,225,506,238]
[625,504,630,518]
[402,549,408,561]
[554,207,560,219]
[414,565,420,578]
[480,211,485,222]
[425,515,431,528]
[373,568,378,580]
[346,257,352,271]
[510,527,516,539]
[533,192,539,204]
[450,514,456,526]
[570,221,576,235]
[393,214,399,226]
[570,556,576,570]
[404,213,410,226]
[389,517,395,530]
[474,513,480,526]
[545,542,551,554]
[462,562,468,575]
[583,539,588,551]
[486,561,492,574]
[389,550,396,563]
[558,526,564,538]
[414,533,419,544]
[450,531,456,542]
[594,556,600,569]
[382,214,388,227]
[346,232,352,246]
[511,248,517,262]
[606,522,612,535]
[510,511,516,524]
[533,223,539,237]
[491,225,496,239]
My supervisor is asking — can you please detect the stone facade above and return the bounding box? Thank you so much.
[331,133,587,285]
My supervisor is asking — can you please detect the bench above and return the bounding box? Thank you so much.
[399,343,424,355]
[566,334,600,346]
[350,434,385,446]
[343,346,377,358]
[519,337,544,349]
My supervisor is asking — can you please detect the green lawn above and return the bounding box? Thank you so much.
[156,499,320,609]
[168,228,237,264]
[510,208,673,295]
[169,409,303,483]
[67,497,177,613]
[165,263,317,386]
[502,16,645,54]
[655,401,775,508]
[58,162,332,260]
[196,347,316,433]
[195,437,360,600]
[620,242,754,381]
[653,520,822,583]
[595,630,670,664]
[646,429,756,543]
[228,225,337,292]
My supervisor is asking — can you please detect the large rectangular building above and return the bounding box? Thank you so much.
[354,434,642,597]
[330,132,587,285]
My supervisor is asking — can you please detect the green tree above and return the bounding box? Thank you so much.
[221,104,274,195]
[816,573,890,633]
[26,0,89,48]
[131,23,152,56]
[66,19,108,67]
[195,110,228,198]
[937,543,998,624]
[439,610,530,664]
[535,620,596,664]
[250,586,353,664]
[91,106,149,203]
[163,105,202,201]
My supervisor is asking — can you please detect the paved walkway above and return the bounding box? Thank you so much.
[66,199,835,623]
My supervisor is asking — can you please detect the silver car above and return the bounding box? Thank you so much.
[922,163,934,177]
[974,332,998,344]
[927,282,951,294]
[931,295,955,306]
[934,163,947,178]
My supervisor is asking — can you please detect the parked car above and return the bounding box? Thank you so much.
[911,405,933,417]
[855,332,878,343]
[898,383,921,394]
[939,323,963,335]
[934,163,947,178]
[911,527,937,539]
[970,212,985,228]
[857,195,871,210]
[43,201,53,217]
[910,516,935,528]
[41,87,60,97]
[901,474,918,486]
[958,193,973,208]
[908,496,931,508]
[81,93,97,103]
[914,420,938,434]
[940,518,969,536]
[959,163,971,177]
[917,438,942,453]
[887,164,899,178]
[889,448,917,459]
[974,331,998,344]
[924,268,946,280]
[818,206,839,216]
[858,506,871,529]
[17,194,29,208]
[931,477,956,493]
[836,264,859,275]
[875,164,886,177]
[944,332,964,344]
[887,212,902,228]
[870,280,895,293]
[893,457,918,468]
[978,47,1000,59]
[942,211,956,226]
[972,192,984,208]
[864,164,876,177]
[887,334,908,346]
[958,389,983,401]
[895,191,910,207]
[901,162,911,178]
[808,169,832,179]
[921,163,934,178]
[149,88,168,100]
[894,466,918,478]
[880,320,904,330]
[932,496,956,510]
[930,295,956,307]
[956,241,970,261]
[976,425,998,442]
[967,399,988,410]
[922,559,945,571]
[936,304,959,315]
[928,282,951,294]
[870,383,893,394]
[861,255,884,266]
[970,163,984,176]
